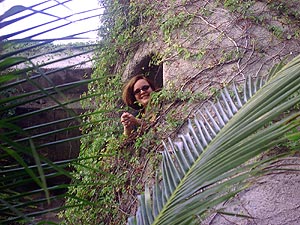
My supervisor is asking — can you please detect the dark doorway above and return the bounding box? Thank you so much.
[131,53,163,89]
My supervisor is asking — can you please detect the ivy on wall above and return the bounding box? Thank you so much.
[60,0,300,224]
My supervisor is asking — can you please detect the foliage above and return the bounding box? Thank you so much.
[129,55,300,225]
[160,11,194,39]
[223,0,255,14]
[60,0,300,224]
[220,0,300,40]
[60,0,207,224]
[61,0,148,223]
[0,1,103,224]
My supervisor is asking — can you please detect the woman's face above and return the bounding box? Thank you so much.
[133,79,153,107]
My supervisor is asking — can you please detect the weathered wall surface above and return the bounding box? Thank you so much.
[122,0,300,223]
[124,0,300,92]
[15,68,92,162]
[203,159,300,225]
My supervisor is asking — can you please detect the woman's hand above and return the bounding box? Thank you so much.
[120,112,141,135]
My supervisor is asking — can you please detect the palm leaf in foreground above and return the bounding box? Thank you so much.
[1,1,104,223]
[128,55,300,225]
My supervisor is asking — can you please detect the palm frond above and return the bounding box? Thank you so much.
[129,55,300,225]
[1,1,104,223]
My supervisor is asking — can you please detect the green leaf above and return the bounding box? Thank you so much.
[130,55,300,225]
[0,57,27,70]
[0,1,102,223]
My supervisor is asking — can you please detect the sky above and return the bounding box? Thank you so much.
[0,0,102,43]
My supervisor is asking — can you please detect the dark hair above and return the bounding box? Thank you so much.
[122,75,156,110]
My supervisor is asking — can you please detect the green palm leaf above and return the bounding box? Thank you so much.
[1,1,104,223]
[129,55,300,225]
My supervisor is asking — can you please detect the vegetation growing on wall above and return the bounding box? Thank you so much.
[0,0,295,223]
[60,1,207,224]
[61,0,300,224]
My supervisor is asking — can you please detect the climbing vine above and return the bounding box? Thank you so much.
[60,1,206,224]
[60,0,300,224]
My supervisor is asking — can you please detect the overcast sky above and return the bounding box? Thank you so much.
[1,0,102,43]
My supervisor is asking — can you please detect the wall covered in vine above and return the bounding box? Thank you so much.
[61,0,300,224]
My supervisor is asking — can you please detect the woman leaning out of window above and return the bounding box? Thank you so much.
[120,75,157,136]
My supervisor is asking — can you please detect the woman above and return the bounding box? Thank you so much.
[121,75,156,136]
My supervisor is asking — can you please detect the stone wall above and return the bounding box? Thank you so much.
[123,0,300,93]
[121,0,300,223]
